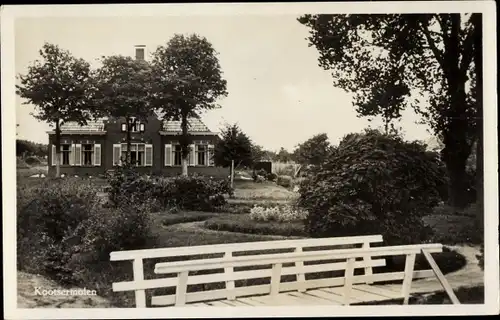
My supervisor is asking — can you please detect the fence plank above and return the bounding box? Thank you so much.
[175,271,189,306]
[401,253,416,305]
[270,263,283,296]
[133,259,146,308]
[343,258,355,305]
[421,249,461,304]
[224,251,236,300]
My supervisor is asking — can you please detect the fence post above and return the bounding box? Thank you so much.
[133,258,146,308]
[401,253,416,305]
[230,160,234,189]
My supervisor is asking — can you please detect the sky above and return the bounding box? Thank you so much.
[15,15,433,152]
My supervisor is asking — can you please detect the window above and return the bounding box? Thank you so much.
[123,119,145,133]
[61,144,71,165]
[82,144,94,165]
[196,144,207,166]
[135,47,145,60]
[173,144,182,166]
[121,143,147,166]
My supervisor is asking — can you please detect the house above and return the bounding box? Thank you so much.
[47,115,228,177]
[46,44,228,178]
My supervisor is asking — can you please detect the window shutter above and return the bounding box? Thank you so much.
[189,144,196,166]
[113,144,122,166]
[74,144,82,166]
[94,144,102,166]
[164,144,172,166]
[208,144,215,167]
[51,145,56,166]
[145,144,153,166]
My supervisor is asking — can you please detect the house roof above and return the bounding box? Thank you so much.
[59,119,107,132]
[48,117,215,134]
[161,118,212,133]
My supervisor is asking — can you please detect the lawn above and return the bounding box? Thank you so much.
[231,180,298,201]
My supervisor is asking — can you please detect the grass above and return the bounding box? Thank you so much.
[204,214,307,237]
[231,180,298,201]
[162,211,218,226]
[423,204,483,245]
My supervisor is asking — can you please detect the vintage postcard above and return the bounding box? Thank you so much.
[2,1,498,319]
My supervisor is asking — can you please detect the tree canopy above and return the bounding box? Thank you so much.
[298,13,482,208]
[16,42,96,177]
[150,34,228,175]
[94,55,153,163]
[214,123,254,169]
[293,133,333,166]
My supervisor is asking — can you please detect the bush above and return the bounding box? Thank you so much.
[266,172,278,181]
[298,130,446,245]
[17,178,155,285]
[107,165,234,212]
[204,215,307,237]
[24,156,42,166]
[277,175,293,188]
[249,204,308,222]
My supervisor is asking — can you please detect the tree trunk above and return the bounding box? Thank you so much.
[473,13,484,227]
[441,20,472,210]
[55,119,61,178]
[126,117,132,165]
[181,115,189,176]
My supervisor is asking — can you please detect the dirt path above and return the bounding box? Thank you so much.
[17,272,112,308]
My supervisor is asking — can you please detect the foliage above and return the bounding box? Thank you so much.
[298,129,446,245]
[16,139,48,157]
[214,123,254,169]
[277,175,293,188]
[93,55,153,164]
[107,166,234,212]
[266,172,278,181]
[204,215,307,237]
[273,162,301,177]
[249,204,308,222]
[276,147,293,163]
[293,133,333,166]
[150,34,228,175]
[17,178,154,285]
[298,14,482,209]
[16,43,97,177]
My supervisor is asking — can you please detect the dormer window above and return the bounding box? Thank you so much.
[135,45,146,61]
[122,117,145,133]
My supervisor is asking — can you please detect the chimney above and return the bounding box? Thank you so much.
[134,45,146,61]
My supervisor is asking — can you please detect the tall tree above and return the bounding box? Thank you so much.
[293,133,332,166]
[276,147,292,163]
[150,34,228,176]
[94,55,152,164]
[214,123,254,177]
[16,43,96,177]
[298,14,482,209]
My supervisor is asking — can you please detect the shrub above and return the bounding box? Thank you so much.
[266,172,278,181]
[17,178,155,285]
[204,215,307,237]
[277,175,293,188]
[107,166,234,212]
[249,204,308,222]
[298,130,446,245]
[24,156,42,166]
